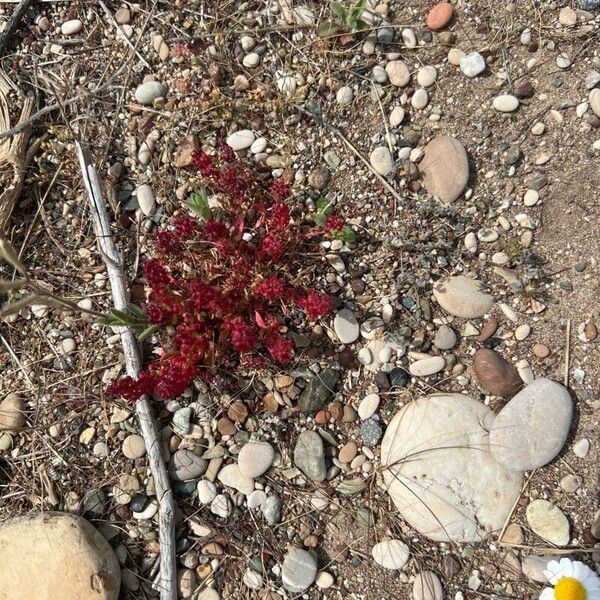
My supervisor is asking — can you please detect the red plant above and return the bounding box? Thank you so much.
[107,142,353,402]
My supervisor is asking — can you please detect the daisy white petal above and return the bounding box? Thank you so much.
[539,587,555,600]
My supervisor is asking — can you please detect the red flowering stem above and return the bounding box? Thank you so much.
[76,142,177,600]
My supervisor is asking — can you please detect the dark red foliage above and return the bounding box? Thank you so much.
[323,214,345,233]
[298,290,333,321]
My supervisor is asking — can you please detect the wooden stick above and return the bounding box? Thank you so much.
[75,142,177,600]
[564,318,571,386]
[0,0,36,56]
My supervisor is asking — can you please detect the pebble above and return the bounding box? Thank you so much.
[426,2,453,30]
[360,419,382,447]
[489,378,572,471]
[114,7,131,24]
[136,184,155,216]
[250,137,267,154]
[473,348,522,397]
[411,89,429,110]
[417,66,438,87]
[61,19,83,35]
[573,438,590,458]
[409,356,445,377]
[333,309,360,344]
[514,324,531,340]
[169,449,208,481]
[559,6,577,25]
[523,189,539,206]
[122,434,146,459]
[371,539,410,570]
[386,60,410,87]
[526,500,570,546]
[281,548,317,593]
[197,479,217,504]
[0,394,25,431]
[261,495,282,524]
[413,571,443,600]
[501,523,524,545]
[237,441,275,478]
[589,89,600,118]
[433,275,493,318]
[516,358,534,384]
[460,52,486,77]
[434,325,457,350]
[381,393,522,542]
[358,394,380,420]
[242,52,260,68]
[247,489,266,509]
[210,494,231,518]
[226,129,255,151]
[294,431,326,482]
[560,474,581,493]
[390,106,405,127]
[315,571,334,589]
[531,122,545,136]
[420,136,469,203]
[338,441,358,463]
[369,146,395,176]
[402,28,417,48]
[134,81,166,105]
[556,53,571,69]
[448,48,466,66]
[336,86,353,106]
[218,463,254,495]
[493,95,519,112]
[532,343,550,358]
[243,569,263,590]
[522,555,554,582]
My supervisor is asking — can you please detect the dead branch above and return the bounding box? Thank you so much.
[75,141,177,600]
[0,0,36,56]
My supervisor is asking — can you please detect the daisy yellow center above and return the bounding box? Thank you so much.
[554,577,587,600]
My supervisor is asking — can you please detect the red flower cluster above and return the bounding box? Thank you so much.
[108,143,338,403]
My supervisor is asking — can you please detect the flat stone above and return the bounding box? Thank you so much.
[358,393,380,420]
[338,441,358,463]
[169,449,208,481]
[413,571,443,600]
[197,479,217,504]
[226,129,255,151]
[501,523,524,545]
[381,393,523,542]
[336,86,353,106]
[411,88,429,110]
[515,324,531,340]
[261,494,282,524]
[136,183,155,216]
[420,136,469,203]
[294,431,326,482]
[122,434,146,459]
[237,441,275,478]
[298,368,339,413]
[522,555,554,582]
[333,309,360,344]
[369,146,395,176]
[426,2,453,30]
[526,500,570,546]
[493,95,520,112]
[217,463,254,495]
[417,66,438,87]
[371,539,410,570]
[573,438,590,458]
[385,60,410,87]
[433,276,493,318]
[489,378,572,471]
[0,512,120,599]
[473,349,522,397]
[409,356,445,377]
[589,89,600,118]
[390,106,405,127]
[134,81,166,105]
[281,548,317,593]
[0,393,25,431]
[434,325,457,350]
[460,52,486,77]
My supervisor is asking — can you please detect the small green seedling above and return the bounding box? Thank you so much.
[330,0,368,32]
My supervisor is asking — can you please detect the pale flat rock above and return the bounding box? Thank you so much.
[282,548,317,593]
[409,356,445,377]
[489,378,572,470]
[413,571,443,600]
[433,276,493,318]
[369,146,395,176]
[0,393,25,431]
[217,463,255,495]
[419,136,469,203]
[333,309,360,344]
[371,539,410,570]
[381,393,523,542]
[0,512,120,599]
[293,430,326,482]
[589,88,600,118]
[526,500,570,546]
[226,129,255,151]
[237,441,275,478]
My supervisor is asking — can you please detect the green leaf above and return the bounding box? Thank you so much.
[139,324,159,341]
[313,213,327,228]
[349,0,367,22]
[317,20,339,37]
[330,1,347,20]
[187,189,211,220]
[127,303,146,320]
[316,197,334,216]
[98,308,144,327]
[339,226,356,244]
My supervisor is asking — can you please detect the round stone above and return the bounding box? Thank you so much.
[390,106,405,127]
[0,512,120,599]
[358,394,380,420]
[136,184,155,216]
[134,81,166,105]
[381,393,523,542]
[338,441,358,463]
[526,500,570,546]
[524,189,539,206]
[61,19,83,35]
[315,571,334,589]
[237,441,275,478]
[433,275,493,318]
[242,52,260,68]
[122,434,146,459]
[168,449,208,481]
[489,378,572,471]
[434,325,457,350]
[409,356,445,377]
[448,48,466,66]
[217,463,254,495]
[369,146,395,176]
[385,60,410,87]
[333,309,360,344]
[282,548,317,593]
[460,52,486,77]
[371,539,410,570]
[411,88,429,110]
[336,86,353,106]
[417,66,438,87]
[515,324,531,340]
[197,479,217,504]
[226,129,255,151]
[0,393,25,431]
[493,95,519,113]
[426,2,453,30]
[573,438,590,458]
[473,348,522,397]
[413,571,443,600]
[294,430,326,482]
[420,136,469,203]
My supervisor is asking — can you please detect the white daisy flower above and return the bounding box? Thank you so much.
[539,557,600,600]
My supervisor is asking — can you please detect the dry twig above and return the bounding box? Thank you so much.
[0,0,36,56]
[76,141,177,600]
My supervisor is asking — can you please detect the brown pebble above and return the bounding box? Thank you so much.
[514,80,534,98]
[263,392,279,413]
[195,564,212,579]
[436,30,455,45]
[275,375,294,389]
[532,343,550,358]
[303,534,319,548]
[426,2,453,31]
[338,349,358,369]
[500,523,524,545]
[227,401,248,422]
[173,134,199,168]
[588,115,600,128]
[114,505,131,520]
[584,322,598,341]
[441,554,461,579]
[342,405,358,423]
[475,317,498,342]
[217,417,236,436]
[202,542,224,555]
[315,410,330,424]
[338,441,358,463]
[473,348,522,397]
[328,401,343,421]
[307,166,330,190]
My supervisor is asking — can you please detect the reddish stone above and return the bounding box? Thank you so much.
[514,80,534,99]
[426,2,453,31]
[217,417,236,436]
[473,348,522,397]
[475,317,498,342]
[227,401,248,422]
[315,410,330,424]
[532,344,550,358]
[173,134,199,168]
[328,401,343,421]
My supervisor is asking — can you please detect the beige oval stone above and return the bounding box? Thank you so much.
[420,136,469,203]
[0,393,25,431]
[433,275,493,318]
[0,512,120,599]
